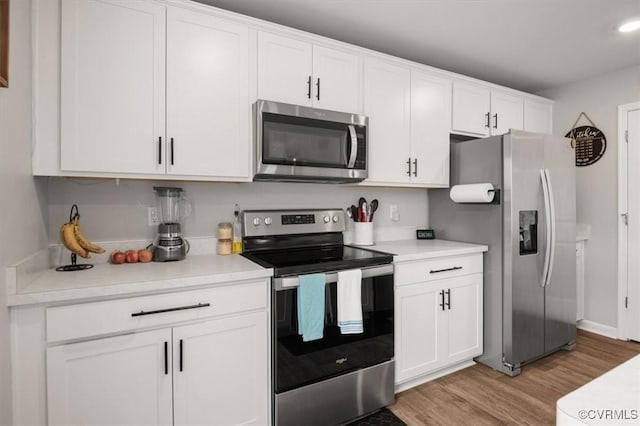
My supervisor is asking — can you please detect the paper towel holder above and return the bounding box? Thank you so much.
[458,188,501,205]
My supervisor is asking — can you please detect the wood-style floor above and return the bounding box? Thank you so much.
[389,330,640,425]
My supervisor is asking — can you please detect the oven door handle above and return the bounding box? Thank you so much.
[273,264,394,290]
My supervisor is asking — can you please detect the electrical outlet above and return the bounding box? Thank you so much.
[148,207,160,226]
[390,204,400,222]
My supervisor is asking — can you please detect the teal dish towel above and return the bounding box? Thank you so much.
[297,273,326,342]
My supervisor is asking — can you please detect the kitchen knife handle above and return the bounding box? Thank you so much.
[316,78,320,100]
[445,289,451,310]
[158,137,162,165]
[406,157,412,176]
[413,158,417,177]
[307,76,312,99]
[439,290,445,311]
[485,112,490,128]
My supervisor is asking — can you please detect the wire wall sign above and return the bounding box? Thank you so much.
[565,112,607,167]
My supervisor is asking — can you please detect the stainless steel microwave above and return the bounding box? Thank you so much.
[254,100,368,183]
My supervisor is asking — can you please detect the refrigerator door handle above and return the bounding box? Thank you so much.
[540,169,552,287]
[544,169,557,288]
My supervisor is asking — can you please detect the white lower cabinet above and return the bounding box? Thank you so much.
[47,329,174,426]
[395,254,483,389]
[44,282,269,426]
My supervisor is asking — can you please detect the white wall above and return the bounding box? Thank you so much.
[46,178,429,245]
[539,65,640,329]
[0,0,49,422]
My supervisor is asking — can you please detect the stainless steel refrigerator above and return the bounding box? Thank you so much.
[430,130,576,376]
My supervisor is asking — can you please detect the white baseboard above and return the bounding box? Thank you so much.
[394,359,476,393]
[577,319,618,339]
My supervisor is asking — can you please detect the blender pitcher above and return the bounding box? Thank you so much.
[152,187,191,261]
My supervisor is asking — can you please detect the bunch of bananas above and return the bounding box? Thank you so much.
[59,216,105,259]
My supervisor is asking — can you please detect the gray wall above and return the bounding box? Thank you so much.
[47,179,429,244]
[0,0,50,422]
[539,65,640,328]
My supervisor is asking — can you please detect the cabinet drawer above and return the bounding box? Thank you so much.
[46,281,267,343]
[395,254,482,286]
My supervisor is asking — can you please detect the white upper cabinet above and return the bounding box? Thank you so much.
[60,0,166,174]
[59,0,251,180]
[312,45,361,113]
[258,31,361,113]
[452,81,491,137]
[364,58,451,187]
[363,57,411,183]
[452,81,524,137]
[166,6,250,178]
[524,98,553,134]
[410,70,451,186]
[491,90,524,136]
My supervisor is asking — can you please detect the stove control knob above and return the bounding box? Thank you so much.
[252,217,261,227]
[332,215,339,223]
[323,215,330,224]
[264,217,272,226]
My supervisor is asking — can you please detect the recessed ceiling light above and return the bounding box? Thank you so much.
[618,20,640,33]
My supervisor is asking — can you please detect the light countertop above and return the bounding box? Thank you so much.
[7,253,272,307]
[7,238,487,307]
[368,239,488,262]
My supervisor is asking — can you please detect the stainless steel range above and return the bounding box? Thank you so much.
[241,209,395,426]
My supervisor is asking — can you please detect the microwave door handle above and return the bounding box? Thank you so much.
[347,125,358,169]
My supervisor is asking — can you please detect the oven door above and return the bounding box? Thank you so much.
[273,264,394,394]
[255,100,368,183]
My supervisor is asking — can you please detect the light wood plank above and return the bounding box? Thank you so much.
[389,330,640,425]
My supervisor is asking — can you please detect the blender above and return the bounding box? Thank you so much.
[152,186,190,262]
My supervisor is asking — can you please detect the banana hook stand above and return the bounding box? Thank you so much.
[56,204,94,272]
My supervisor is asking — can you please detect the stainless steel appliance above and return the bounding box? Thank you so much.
[241,209,394,425]
[151,186,190,262]
[254,100,368,183]
[429,130,576,376]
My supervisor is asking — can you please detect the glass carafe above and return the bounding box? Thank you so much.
[154,187,191,224]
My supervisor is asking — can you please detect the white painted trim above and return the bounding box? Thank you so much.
[617,101,640,340]
[577,319,618,339]
[394,360,476,393]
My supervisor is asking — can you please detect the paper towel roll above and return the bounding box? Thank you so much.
[449,183,495,203]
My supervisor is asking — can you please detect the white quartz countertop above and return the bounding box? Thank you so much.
[7,239,487,307]
[7,253,272,307]
[556,354,640,425]
[370,239,488,262]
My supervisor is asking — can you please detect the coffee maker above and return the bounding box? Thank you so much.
[152,186,190,262]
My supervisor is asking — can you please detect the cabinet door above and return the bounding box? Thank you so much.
[172,312,269,426]
[166,7,250,179]
[363,57,411,183]
[258,31,312,106]
[312,45,360,113]
[47,329,173,426]
[443,274,483,364]
[410,71,452,186]
[491,90,524,135]
[395,283,443,383]
[451,81,491,137]
[524,99,553,134]
[60,0,166,174]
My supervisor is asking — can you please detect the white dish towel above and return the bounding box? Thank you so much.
[337,269,363,334]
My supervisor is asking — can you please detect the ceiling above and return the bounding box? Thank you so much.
[195,0,640,93]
